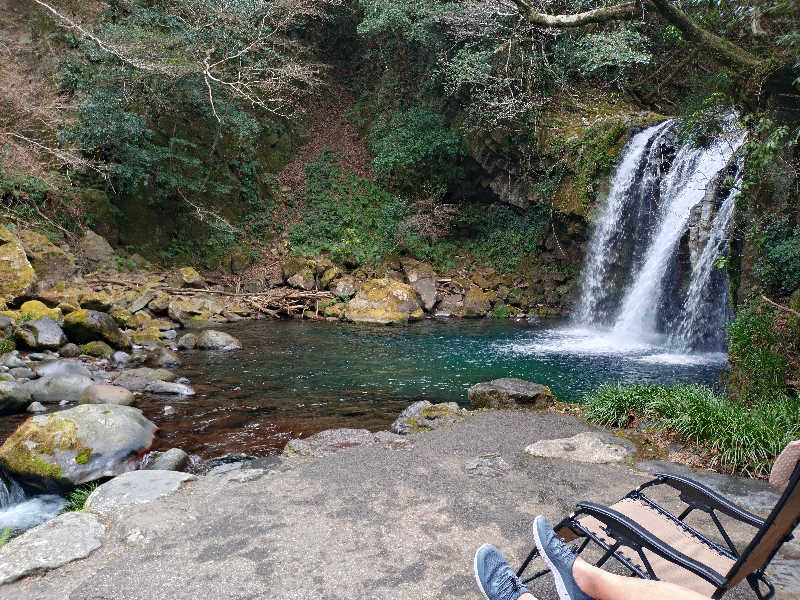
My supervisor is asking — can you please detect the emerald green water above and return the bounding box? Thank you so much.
[144,319,726,457]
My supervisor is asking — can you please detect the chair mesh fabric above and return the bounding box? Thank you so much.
[574,497,733,596]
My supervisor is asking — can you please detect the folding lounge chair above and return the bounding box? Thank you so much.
[516,441,800,599]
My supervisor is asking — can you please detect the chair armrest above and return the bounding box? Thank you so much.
[576,501,727,588]
[651,473,766,528]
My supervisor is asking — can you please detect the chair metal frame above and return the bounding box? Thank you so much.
[516,460,800,599]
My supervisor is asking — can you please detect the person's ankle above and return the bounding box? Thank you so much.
[571,559,595,597]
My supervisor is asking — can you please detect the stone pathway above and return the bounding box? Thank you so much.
[1,411,797,599]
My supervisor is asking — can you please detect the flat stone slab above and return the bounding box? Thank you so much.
[0,512,104,585]
[285,428,377,458]
[525,432,635,463]
[85,470,197,516]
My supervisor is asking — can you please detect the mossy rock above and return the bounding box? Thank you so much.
[345,278,424,325]
[463,287,491,317]
[63,309,132,349]
[81,341,113,359]
[18,229,78,289]
[319,266,341,290]
[323,303,345,319]
[0,225,36,301]
[79,291,113,312]
[0,404,157,492]
[131,327,163,343]
[19,300,62,323]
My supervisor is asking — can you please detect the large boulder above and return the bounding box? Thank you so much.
[344,278,424,325]
[18,230,78,289]
[167,297,213,327]
[18,300,61,322]
[143,448,190,472]
[331,276,356,298]
[32,359,92,379]
[401,259,437,312]
[196,330,242,351]
[468,378,555,410]
[63,309,131,349]
[79,230,115,265]
[0,225,36,300]
[15,317,67,350]
[282,256,316,290]
[435,294,463,317]
[390,400,465,434]
[167,266,205,289]
[0,381,32,415]
[0,404,158,491]
[463,286,491,317]
[24,374,96,404]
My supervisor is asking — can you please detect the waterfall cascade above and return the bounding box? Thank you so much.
[576,119,745,353]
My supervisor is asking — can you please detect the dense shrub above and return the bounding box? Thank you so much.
[585,383,800,476]
[728,299,789,400]
[288,151,407,267]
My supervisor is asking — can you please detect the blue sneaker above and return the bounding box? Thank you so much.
[532,516,593,600]
[473,544,530,600]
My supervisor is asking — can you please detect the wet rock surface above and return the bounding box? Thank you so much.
[284,428,377,458]
[79,384,136,406]
[195,330,243,351]
[390,400,465,434]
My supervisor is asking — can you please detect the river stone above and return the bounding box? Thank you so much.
[463,286,491,317]
[33,359,92,379]
[390,400,464,435]
[196,330,242,351]
[58,343,81,358]
[16,318,67,351]
[9,367,34,379]
[177,333,197,349]
[148,294,170,314]
[79,384,135,406]
[0,351,26,369]
[0,404,158,491]
[468,378,555,410]
[26,401,46,413]
[143,344,182,368]
[401,259,437,312]
[81,341,113,359]
[0,511,105,585]
[113,367,176,390]
[145,381,195,396]
[18,230,78,290]
[435,294,463,317]
[465,453,512,478]
[19,300,62,322]
[285,428,377,458]
[345,278,424,325]
[85,470,196,516]
[24,374,95,404]
[128,290,158,314]
[63,309,131,350]
[0,381,32,415]
[331,276,356,298]
[0,225,36,301]
[144,448,190,472]
[79,230,115,265]
[167,297,213,327]
[524,432,635,464]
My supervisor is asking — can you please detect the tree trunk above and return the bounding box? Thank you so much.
[509,0,763,71]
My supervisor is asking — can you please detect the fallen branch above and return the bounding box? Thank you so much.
[761,295,800,318]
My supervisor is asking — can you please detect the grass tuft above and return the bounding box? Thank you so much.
[584,383,800,477]
[60,482,99,513]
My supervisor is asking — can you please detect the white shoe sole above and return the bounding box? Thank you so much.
[532,518,571,600]
[473,544,493,600]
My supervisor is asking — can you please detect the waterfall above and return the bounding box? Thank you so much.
[0,468,25,509]
[0,467,66,533]
[576,118,745,353]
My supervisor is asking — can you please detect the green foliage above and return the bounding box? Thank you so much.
[558,26,651,83]
[753,218,800,295]
[678,93,733,146]
[0,527,10,549]
[289,151,408,267]
[585,383,800,476]
[368,107,467,191]
[61,482,99,513]
[728,300,788,400]
[0,339,16,354]
[491,305,510,318]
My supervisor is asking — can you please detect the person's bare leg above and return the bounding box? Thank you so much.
[572,558,710,600]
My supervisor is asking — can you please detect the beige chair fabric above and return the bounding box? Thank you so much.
[573,497,734,596]
[769,440,800,492]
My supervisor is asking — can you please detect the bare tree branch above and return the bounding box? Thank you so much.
[507,0,640,28]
